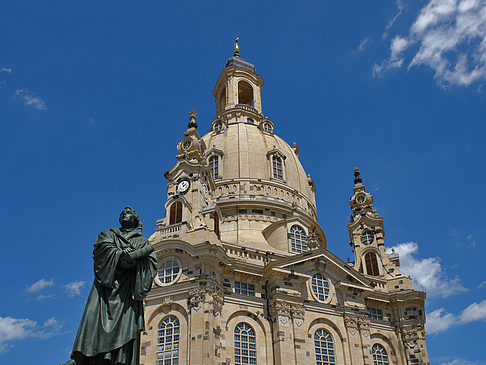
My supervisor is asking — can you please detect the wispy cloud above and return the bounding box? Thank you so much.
[14,89,47,111]
[26,278,54,293]
[383,0,405,39]
[0,68,12,74]
[427,299,486,334]
[374,0,486,87]
[356,38,370,53]
[0,316,62,353]
[64,281,86,298]
[440,358,483,365]
[387,242,466,298]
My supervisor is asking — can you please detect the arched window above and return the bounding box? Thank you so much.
[209,155,219,178]
[234,322,256,365]
[169,201,183,225]
[364,252,380,276]
[272,155,283,179]
[157,316,180,365]
[314,329,336,365]
[238,80,253,106]
[290,225,308,253]
[372,344,389,365]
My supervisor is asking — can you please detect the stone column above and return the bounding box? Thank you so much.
[290,304,308,364]
[270,300,296,365]
[188,283,224,365]
[357,316,372,365]
[344,314,362,365]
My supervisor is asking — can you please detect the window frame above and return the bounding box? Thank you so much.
[155,256,183,287]
[310,273,332,303]
[234,322,257,365]
[371,343,389,365]
[363,251,380,276]
[208,155,220,179]
[234,281,255,296]
[289,225,308,253]
[169,201,183,225]
[314,328,336,365]
[156,315,180,365]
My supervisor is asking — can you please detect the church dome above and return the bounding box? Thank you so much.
[201,122,316,212]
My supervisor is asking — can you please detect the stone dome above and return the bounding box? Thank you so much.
[202,122,316,212]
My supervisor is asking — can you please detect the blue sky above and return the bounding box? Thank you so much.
[1,1,485,364]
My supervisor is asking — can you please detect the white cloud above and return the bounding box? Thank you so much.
[460,299,486,322]
[0,316,61,353]
[0,68,12,74]
[478,281,486,288]
[383,0,405,39]
[64,281,86,297]
[388,242,466,298]
[440,359,481,365]
[427,307,457,333]
[26,278,54,293]
[14,89,47,111]
[375,0,486,87]
[426,299,486,334]
[356,38,370,52]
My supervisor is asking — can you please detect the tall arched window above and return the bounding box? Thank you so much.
[272,155,283,179]
[372,344,389,365]
[169,201,183,225]
[290,225,308,253]
[364,252,380,276]
[234,322,256,365]
[157,316,180,365]
[314,329,336,365]
[238,80,254,106]
[209,155,219,178]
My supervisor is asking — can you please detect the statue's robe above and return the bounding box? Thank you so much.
[70,228,157,365]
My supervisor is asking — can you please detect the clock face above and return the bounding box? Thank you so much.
[202,183,209,201]
[177,180,190,194]
[356,195,365,204]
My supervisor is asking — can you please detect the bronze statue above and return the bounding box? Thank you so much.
[62,207,157,365]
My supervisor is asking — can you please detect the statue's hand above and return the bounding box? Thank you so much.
[121,247,134,259]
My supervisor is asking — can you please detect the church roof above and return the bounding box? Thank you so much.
[225,54,256,73]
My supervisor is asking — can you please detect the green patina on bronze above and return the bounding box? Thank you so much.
[62,207,157,365]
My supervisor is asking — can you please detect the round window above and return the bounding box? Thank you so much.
[361,231,374,245]
[311,273,330,302]
[157,257,182,286]
[214,121,223,132]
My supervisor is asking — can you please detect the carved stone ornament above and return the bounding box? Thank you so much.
[188,284,224,315]
[270,300,291,327]
[188,287,205,312]
[345,314,370,337]
[306,231,319,249]
[401,326,423,349]
[291,305,305,327]
[344,315,359,336]
[357,316,370,337]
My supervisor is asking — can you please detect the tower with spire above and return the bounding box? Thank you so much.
[142,42,429,365]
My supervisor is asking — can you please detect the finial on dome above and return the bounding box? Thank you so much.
[188,109,198,129]
[353,167,362,184]
[234,37,240,56]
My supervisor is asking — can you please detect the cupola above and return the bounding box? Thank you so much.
[213,38,264,115]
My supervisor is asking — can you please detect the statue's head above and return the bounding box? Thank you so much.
[119,206,140,229]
